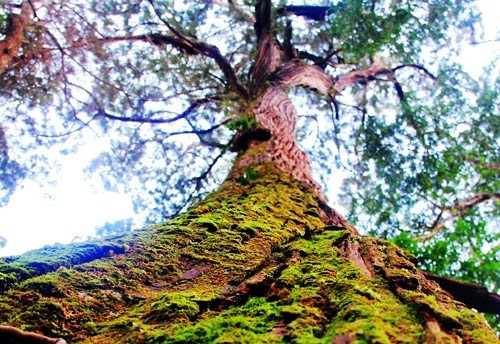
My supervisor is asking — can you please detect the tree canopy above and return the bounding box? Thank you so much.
[0,0,498,327]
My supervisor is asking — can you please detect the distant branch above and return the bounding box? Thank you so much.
[97,97,218,124]
[93,32,248,98]
[185,117,229,148]
[418,192,500,240]
[174,149,226,217]
[276,5,330,21]
[471,39,500,45]
[465,157,500,170]
[163,120,230,144]
[392,64,437,80]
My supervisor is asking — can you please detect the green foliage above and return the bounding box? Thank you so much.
[226,115,259,132]
[392,218,499,290]
[327,1,411,60]
[236,167,260,185]
[391,216,500,332]
[0,12,6,37]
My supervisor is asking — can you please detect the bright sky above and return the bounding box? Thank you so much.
[0,0,498,257]
[0,138,134,256]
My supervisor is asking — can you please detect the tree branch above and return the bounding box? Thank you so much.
[163,120,230,146]
[249,0,282,92]
[298,50,346,69]
[274,61,333,94]
[93,34,248,98]
[392,64,437,80]
[422,271,500,314]
[173,149,226,217]
[97,97,218,124]
[282,19,295,60]
[254,0,272,41]
[148,1,248,98]
[333,61,392,94]
[419,192,500,240]
[276,5,330,21]
[273,60,393,97]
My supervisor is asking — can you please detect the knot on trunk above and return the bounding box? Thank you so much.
[231,127,272,151]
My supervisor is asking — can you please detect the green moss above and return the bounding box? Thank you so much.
[0,239,131,292]
[15,300,69,337]
[0,162,496,343]
[143,297,282,344]
[143,292,201,323]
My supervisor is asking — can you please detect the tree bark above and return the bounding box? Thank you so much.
[0,2,31,74]
[0,141,497,343]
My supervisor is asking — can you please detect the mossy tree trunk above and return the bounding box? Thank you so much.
[0,1,498,343]
[0,158,497,343]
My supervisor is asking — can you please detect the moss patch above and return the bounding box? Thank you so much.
[0,162,497,343]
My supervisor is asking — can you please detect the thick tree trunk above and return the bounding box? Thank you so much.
[0,153,497,343]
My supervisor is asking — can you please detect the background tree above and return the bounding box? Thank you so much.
[0,0,498,341]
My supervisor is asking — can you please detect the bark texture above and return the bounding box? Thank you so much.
[0,2,31,73]
[0,160,497,343]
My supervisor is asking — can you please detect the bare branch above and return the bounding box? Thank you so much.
[274,60,394,97]
[163,120,230,144]
[465,157,500,170]
[173,149,226,217]
[275,61,333,94]
[333,61,392,94]
[470,39,500,45]
[250,0,282,91]
[185,117,229,148]
[282,19,295,60]
[97,97,218,124]
[145,1,248,98]
[254,0,272,41]
[418,192,500,240]
[392,64,437,80]
[84,32,247,98]
[298,50,346,69]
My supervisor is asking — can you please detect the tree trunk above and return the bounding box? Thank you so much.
[0,143,498,343]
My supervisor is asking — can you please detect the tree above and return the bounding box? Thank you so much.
[0,0,498,342]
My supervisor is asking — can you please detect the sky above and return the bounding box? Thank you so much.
[0,0,498,257]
